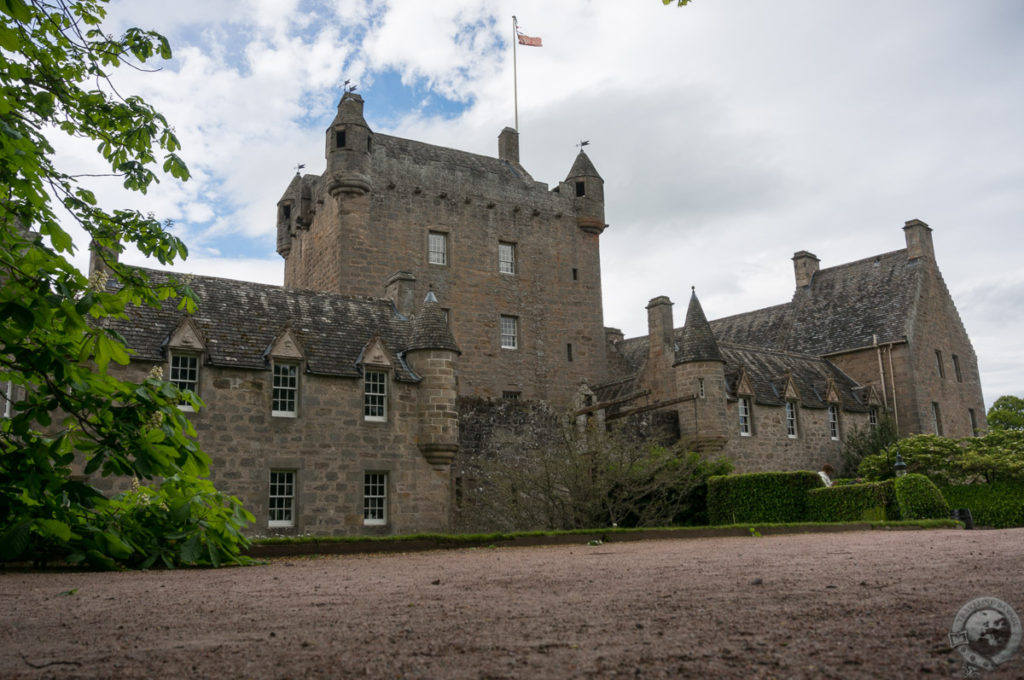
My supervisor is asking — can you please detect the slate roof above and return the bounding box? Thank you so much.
[408,292,459,353]
[565,150,602,181]
[102,269,460,382]
[373,133,530,184]
[676,291,723,363]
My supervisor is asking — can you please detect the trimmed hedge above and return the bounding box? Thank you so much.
[893,473,949,520]
[942,482,1024,528]
[807,480,897,522]
[707,471,822,524]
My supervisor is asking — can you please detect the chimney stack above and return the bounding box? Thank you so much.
[903,219,934,261]
[498,127,519,164]
[792,250,820,288]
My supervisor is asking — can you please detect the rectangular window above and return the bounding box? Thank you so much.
[566,343,573,362]
[268,470,295,528]
[498,242,515,274]
[336,129,346,148]
[572,268,578,281]
[698,378,705,399]
[428,231,447,265]
[169,353,199,409]
[271,362,298,417]
[363,472,387,526]
[828,404,840,440]
[932,402,943,435]
[952,354,963,383]
[786,401,798,438]
[364,370,387,421]
[500,315,518,350]
[934,350,945,378]
[575,181,585,197]
[968,408,978,436]
[869,407,879,429]
[502,391,521,400]
[738,397,751,436]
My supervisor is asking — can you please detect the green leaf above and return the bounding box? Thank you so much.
[36,519,72,542]
[0,521,32,560]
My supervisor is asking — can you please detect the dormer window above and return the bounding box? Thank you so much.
[575,181,585,197]
[336,129,346,148]
[828,404,840,440]
[364,370,388,422]
[271,362,299,417]
[169,353,199,410]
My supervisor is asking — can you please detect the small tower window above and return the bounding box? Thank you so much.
[572,268,578,281]
[336,129,346,148]
[575,181,585,197]
[566,343,573,362]
[282,204,291,220]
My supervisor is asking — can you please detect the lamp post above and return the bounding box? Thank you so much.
[893,449,907,478]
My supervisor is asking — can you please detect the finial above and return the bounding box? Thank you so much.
[577,140,590,151]
[294,163,305,175]
[691,285,695,293]
[343,79,358,93]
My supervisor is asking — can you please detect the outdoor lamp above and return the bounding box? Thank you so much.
[893,450,907,477]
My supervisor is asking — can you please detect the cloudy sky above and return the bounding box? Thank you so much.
[61,1,1023,406]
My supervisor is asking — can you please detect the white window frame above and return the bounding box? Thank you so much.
[428,231,447,265]
[498,241,515,274]
[2,379,14,418]
[271,362,299,417]
[268,470,295,528]
[169,353,199,410]
[785,401,798,438]
[363,471,388,526]
[500,315,518,350]
[869,407,879,429]
[738,397,751,436]
[364,370,387,422]
[828,404,840,440]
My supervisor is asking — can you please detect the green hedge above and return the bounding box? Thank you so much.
[942,482,1024,528]
[893,473,949,520]
[807,480,897,522]
[707,471,822,524]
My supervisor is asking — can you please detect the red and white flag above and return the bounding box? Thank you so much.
[517,32,542,47]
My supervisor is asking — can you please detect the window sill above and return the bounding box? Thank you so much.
[272,411,298,418]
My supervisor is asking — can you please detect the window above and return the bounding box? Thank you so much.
[572,268,578,281]
[932,402,943,435]
[272,362,298,417]
[500,316,518,350]
[502,391,521,400]
[2,380,13,418]
[363,472,387,526]
[935,350,945,378]
[498,242,515,274]
[952,354,963,383]
[828,405,840,440]
[566,343,573,362]
[268,470,295,528]
[869,407,879,429]
[738,397,751,436]
[428,231,447,265]
[968,408,978,436]
[336,129,346,148]
[698,378,705,399]
[364,370,387,421]
[575,181,585,197]
[786,401,798,438]
[169,353,199,409]
[282,204,291,220]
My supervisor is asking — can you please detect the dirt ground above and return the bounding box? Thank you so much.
[1,528,1023,679]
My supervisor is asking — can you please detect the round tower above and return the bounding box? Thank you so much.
[565,150,605,234]
[673,289,729,450]
[325,92,373,197]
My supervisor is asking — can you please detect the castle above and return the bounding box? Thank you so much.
[96,92,986,535]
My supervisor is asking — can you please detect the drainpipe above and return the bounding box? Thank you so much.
[886,342,899,433]
[874,334,889,410]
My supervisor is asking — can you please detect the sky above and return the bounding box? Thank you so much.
[56,1,1024,407]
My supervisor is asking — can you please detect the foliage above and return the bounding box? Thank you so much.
[858,432,1024,486]
[941,482,1024,529]
[987,395,1024,432]
[456,416,731,532]
[807,480,896,522]
[0,0,251,567]
[663,0,693,6]
[892,474,948,520]
[706,471,822,525]
[840,414,897,476]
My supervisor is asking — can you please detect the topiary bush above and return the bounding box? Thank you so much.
[941,483,1024,528]
[807,480,897,522]
[892,474,949,520]
[707,471,822,525]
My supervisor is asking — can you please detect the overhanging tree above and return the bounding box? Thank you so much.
[1,0,252,568]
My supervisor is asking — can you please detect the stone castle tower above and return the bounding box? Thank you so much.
[276,92,610,406]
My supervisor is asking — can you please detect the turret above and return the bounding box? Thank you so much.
[325,92,373,197]
[405,292,460,466]
[673,289,729,448]
[564,150,605,234]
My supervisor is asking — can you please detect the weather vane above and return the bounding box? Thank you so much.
[344,79,358,93]
[577,140,590,150]
[294,163,305,175]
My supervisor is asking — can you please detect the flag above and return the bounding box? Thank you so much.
[517,32,542,47]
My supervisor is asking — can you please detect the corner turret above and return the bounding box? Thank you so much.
[405,292,460,466]
[673,289,729,449]
[325,92,373,197]
[564,150,605,234]
[676,288,724,364]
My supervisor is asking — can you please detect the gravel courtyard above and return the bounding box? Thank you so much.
[2,528,1022,679]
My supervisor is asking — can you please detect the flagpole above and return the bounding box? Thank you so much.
[512,15,519,131]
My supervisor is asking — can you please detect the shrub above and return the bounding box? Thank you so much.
[707,471,822,525]
[840,414,898,476]
[807,480,897,522]
[942,483,1024,528]
[858,435,966,484]
[892,474,949,520]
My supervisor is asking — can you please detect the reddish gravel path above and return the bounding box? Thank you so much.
[1,528,1023,679]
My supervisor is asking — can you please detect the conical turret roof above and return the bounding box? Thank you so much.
[676,289,723,363]
[331,91,370,128]
[407,291,459,353]
[565,150,602,181]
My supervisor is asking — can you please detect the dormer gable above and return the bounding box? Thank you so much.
[823,376,841,404]
[735,368,754,398]
[358,335,393,369]
[165,317,205,353]
[265,326,305,362]
[782,373,801,401]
